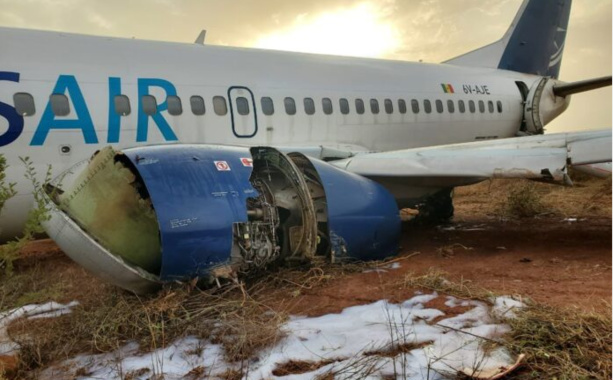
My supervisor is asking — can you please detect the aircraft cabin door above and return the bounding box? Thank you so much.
[228,86,258,138]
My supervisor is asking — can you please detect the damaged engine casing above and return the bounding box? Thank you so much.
[42,145,400,294]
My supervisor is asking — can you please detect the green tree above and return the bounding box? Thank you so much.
[0,156,52,274]
[0,154,17,214]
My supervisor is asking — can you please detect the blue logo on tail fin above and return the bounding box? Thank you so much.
[498,0,572,79]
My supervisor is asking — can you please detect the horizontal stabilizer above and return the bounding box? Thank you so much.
[553,76,612,97]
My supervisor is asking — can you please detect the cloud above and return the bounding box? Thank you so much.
[87,13,113,30]
[254,2,402,58]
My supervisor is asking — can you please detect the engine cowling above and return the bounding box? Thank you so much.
[523,77,571,134]
[42,145,401,294]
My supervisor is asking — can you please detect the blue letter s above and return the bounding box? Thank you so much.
[0,72,24,147]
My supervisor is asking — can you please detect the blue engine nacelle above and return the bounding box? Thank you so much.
[43,145,401,293]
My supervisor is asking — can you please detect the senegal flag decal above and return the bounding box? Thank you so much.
[441,83,455,93]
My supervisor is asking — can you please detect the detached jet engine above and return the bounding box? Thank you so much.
[42,145,401,294]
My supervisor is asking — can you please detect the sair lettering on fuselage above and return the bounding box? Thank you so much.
[0,73,180,147]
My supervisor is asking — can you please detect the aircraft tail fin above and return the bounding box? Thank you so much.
[445,0,572,79]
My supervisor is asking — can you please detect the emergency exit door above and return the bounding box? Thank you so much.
[228,86,258,138]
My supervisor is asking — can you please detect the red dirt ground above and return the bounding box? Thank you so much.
[1,178,610,377]
[6,179,613,317]
[268,178,613,316]
[271,216,611,316]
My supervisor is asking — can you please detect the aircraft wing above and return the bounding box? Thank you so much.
[275,143,372,160]
[332,130,612,188]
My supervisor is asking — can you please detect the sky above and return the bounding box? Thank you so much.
[0,0,611,132]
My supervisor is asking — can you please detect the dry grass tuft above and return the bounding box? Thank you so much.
[403,270,495,302]
[506,304,612,379]
[218,369,243,380]
[502,182,547,218]
[364,341,433,358]
[272,359,338,376]
[183,283,287,362]
[581,175,612,213]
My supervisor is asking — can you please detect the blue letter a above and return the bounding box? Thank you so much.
[31,75,98,146]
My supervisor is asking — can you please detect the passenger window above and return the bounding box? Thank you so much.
[284,97,296,115]
[435,100,443,113]
[339,98,350,115]
[13,92,35,116]
[370,99,379,114]
[478,100,485,113]
[213,96,228,116]
[167,95,183,116]
[497,100,503,113]
[113,95,131,116]
[424,99,432,114]
[322,98,333,115]
[398,99,407,114]
[411,99,420,114]
[236,97,250,115]
[384,99,393,114]
[458,100,466,113]
[50,94,70,116]
[355,99,365,114]
[142,95,157,116]
[304,98,315,115]
[447,100,455,113]
[488,100,494,113]
[469,100,476,113]
[261,97,274,115]
[190,96,206,115]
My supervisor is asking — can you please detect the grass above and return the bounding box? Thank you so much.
[0,256,74,314]
[0,156,52,276]
[506,304,612,379]
[3,260,357,378]
[454,176,612,220]
[0,154,17,215]
[8,283,288,376]
[403,270,496,303]
[502,182,547,218]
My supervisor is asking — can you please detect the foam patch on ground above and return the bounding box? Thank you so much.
[40,295,523,379]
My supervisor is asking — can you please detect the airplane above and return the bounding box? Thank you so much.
[0,0,610,293]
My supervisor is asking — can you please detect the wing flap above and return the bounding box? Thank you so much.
[568,133,612,166]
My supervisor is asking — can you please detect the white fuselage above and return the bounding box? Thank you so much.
[0,27,541,239]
